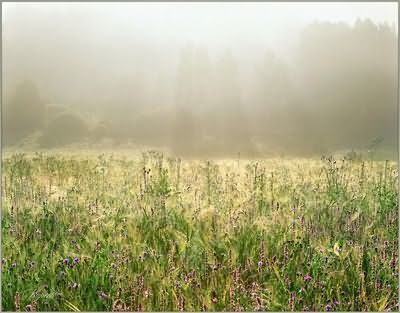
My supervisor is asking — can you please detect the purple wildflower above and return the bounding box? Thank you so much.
[98,291,108,300]
[325,304,332,311]
[304,274,312,282]
[73,257,80,264]
[62,258,69,265]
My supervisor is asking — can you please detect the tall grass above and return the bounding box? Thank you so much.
[1,152,398,311]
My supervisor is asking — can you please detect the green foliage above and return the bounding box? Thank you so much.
[1,152,398,311]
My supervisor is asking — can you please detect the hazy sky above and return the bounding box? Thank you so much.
[3,2,397,78]
[3,2,397,53]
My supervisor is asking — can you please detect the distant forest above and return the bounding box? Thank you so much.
[3,19,398,157]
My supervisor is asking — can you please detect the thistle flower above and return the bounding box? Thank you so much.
[304,274,312,282]
[98,291,108,300]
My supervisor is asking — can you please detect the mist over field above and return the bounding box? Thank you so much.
[2,3,398,158]
[2,4,400,312]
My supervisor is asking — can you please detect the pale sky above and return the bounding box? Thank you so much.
[3,2,397,56]
[2,1,398,98]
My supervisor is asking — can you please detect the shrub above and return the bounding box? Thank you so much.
[39,112,89,147]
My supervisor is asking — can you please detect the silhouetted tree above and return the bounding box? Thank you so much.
[4,80,46,144]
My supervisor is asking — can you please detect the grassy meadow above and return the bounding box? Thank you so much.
[1,151,398,311]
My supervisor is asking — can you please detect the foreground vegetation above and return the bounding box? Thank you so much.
[2,151,398,311]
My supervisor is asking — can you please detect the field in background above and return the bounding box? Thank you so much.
[1,151,398,311]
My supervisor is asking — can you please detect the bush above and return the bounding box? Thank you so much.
[39,112,89,147]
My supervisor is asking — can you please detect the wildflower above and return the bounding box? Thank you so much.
[73,257,80,265]
[304,274,312,282]
[333,300,339,306]
[62,258,69,265]
[325,304,332,311]
[26,304,33,311]
[212,297,218,304]
[69,282,80,289]
[257,261,263,268]
[98,291,108,300]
